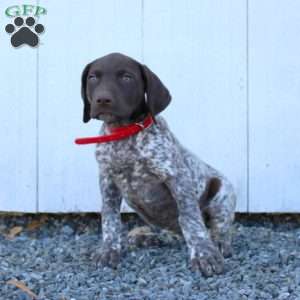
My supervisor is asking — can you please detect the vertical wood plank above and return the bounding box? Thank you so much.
[144,0,248,212]
[38,0,142,212]
[0,0,37,212]
[249,1,300,212]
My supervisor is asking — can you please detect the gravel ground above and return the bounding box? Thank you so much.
[0,213,300,300]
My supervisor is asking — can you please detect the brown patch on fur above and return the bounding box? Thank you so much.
[207,177,221,199]
[199,177,222,210]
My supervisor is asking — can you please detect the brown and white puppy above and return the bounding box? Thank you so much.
[81,52,236,277]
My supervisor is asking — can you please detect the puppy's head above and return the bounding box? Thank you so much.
[81,53,171,124]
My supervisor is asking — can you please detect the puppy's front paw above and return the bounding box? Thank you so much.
[93,245,121,269]
[190,239,224,277]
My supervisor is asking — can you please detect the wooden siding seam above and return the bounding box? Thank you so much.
[246,0,250,213]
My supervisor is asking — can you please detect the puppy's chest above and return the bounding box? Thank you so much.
[96,139,137,165]
[95,140,158,189]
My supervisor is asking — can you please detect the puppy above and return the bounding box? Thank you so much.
[80,53,236,277]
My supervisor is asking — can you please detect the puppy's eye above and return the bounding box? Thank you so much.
[121,74,132,82]
[88,75,97,81]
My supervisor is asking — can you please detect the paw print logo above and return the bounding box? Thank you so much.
[5,16,44,47]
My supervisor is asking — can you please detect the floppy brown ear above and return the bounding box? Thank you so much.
[140,64,171,116]
[81,63,91,123]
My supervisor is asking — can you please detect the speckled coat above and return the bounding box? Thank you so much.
[95,115,236,272]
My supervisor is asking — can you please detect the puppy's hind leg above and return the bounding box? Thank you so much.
[200,178,236,258]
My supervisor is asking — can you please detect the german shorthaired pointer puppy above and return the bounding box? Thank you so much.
[80,53,236,277]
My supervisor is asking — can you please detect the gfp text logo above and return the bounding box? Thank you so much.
[5,5,47,48]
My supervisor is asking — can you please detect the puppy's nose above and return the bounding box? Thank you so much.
[96,98,112,105]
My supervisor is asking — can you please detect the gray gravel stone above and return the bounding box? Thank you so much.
[16,291,32,300]
[278,292,291,300]
[61,225,74,236]
[0,214,300,299]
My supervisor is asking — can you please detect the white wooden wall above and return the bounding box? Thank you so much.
[0,0,299,213]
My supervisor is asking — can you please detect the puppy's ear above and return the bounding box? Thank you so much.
[140,64,171,116]
[81,63,91,123]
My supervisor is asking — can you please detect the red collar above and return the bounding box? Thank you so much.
[75,114,154,145]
